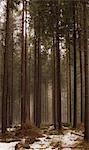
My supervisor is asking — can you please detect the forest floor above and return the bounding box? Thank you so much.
[0,123,89,150]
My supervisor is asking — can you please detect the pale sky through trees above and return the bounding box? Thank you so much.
[0,1,5,22]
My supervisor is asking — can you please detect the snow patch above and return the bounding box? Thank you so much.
[30,130,83,149]
[0,142,19,150]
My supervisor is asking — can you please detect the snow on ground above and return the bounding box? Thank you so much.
[7,128,16,132]
[0,142,18,150]
[0,130,83,150]
[29,130,83,150]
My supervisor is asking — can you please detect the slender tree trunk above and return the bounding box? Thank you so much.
[45,79,48,123]
[84,1,89,141]
[73,2,77,128]
[34,15,41,127]
[78,6,83,123]
[34,30,37,125]
[52,34,56,128]
[37,33,41,127]
[10,10,14,126]
[68,29,72,123]
[24,0,30,123]
[66,30,71,125]
[56,23,61,129]
[66,28,72,125]
[69,56,72,124]
[69,42,72,125]
[52,1,61,129]
[66,50,69,124]
[2,0,10,133]
[21,0,25,126]
[28,53,31,121]
[21,0,29,126]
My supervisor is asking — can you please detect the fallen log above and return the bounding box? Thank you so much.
[71,131,84,137]
[61,146,84,149]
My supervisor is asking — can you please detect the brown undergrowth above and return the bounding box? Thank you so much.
[0,122,43,143]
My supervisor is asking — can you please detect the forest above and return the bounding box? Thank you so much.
[0,0,89,149]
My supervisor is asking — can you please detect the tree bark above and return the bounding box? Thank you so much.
[83,0,89,141]
[21,0,25,126]
[34,14,41,127]
[56,22,61,129]
[2,0,10,133]
[24,0,30,123]
[52,34,56,128]
[66,30,71,125]
[73,2,77,128]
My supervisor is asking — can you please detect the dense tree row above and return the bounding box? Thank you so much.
[0,0,89,142]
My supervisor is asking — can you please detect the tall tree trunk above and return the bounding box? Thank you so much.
[2,0,10,133]
[52,0,61,129]
[77,3,83,123]
[34,14,41,127]
[21,0,25,126]
[24,0,30,123]
[52,34,56,128]
[34,29,37,125]
[66,49,71,124]
[9,10,14,126]
[45,79,48,123]
[21,0,29,126]
[73,2,77,128]
[69,43,72,124]
[84,0,89,141]
[56,21,61,129]
[37,33,41,127]
[66,30,71,125]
